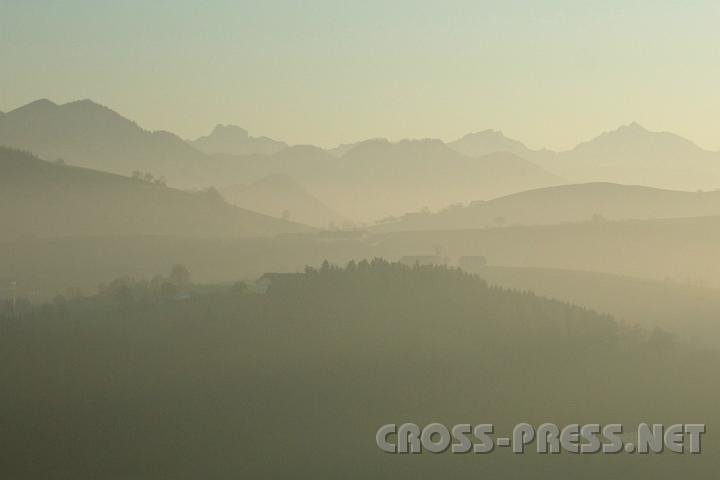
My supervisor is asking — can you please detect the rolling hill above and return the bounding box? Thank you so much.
[372,214,720,287]
[0,147,313,240]
[3,261,716,479]
[374,182,720,232]
[468,265,720,347]
[220,174,347,228]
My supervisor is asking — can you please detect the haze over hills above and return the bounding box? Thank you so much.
[0,147,312,240]
[374,182,720,232]
[210,137,565,221]
[471,265,720,347]
[545,122,720,190]
[220,174,347,228]
[447,123,720,192]
[192,124,288,156]
[6,98,720,224]
[6,261,715,478]
[448,129,553,160]
[373,215,720,287]
[0,99,564,221]
[10,209,720,298]
[0,99,211,187]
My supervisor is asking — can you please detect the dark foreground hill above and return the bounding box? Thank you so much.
[469,265,720,347]
[0,147,313,239]
[1,260,716,479]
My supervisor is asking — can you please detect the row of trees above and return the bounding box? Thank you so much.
[131,170,167,186]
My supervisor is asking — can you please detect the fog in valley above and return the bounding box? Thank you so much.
[3,1,720,478]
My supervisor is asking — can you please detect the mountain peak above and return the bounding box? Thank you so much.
[64,98,105,109]
[448,129,531,158]
[61,99,126,119]
[618,121,648,133]
[461,129,507,139]
[397,138,446,147]
[209,124,249,139]
[193,124,286,156]
[9,98,58,115]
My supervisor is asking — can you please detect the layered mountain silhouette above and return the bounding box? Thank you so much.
[0,147,312,240]
[448,123,720,191]
[0,99,211,186]
[220,174,347,228]
[192,124,287,156]
[374,182,720,232]
[7,98,720,224]
[544,123,720,190]
[211,138,564,221]
[0,99,566,221]
[450,129,539,158]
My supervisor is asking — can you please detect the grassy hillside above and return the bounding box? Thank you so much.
[1,261,716,479]
[374,182,720,232]
[0,147,313,240]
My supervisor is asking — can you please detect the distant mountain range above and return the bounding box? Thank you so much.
[546,122,720,191]
[0,99,564,221]
[4,98,720,223]
[374,182,720,232]
[212,138,564,220]
[447,123,720,192]
[220,174,347,228]
[449,129,552,160]
[0,147,312,240]
[192,124,287,156]
[0,99,212,186]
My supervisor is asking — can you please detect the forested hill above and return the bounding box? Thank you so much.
[0,146,313,239]
[1,260,716,479]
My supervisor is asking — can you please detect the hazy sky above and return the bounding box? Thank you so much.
[2,0,719,150]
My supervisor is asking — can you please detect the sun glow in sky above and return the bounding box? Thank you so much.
[2,0,719,150]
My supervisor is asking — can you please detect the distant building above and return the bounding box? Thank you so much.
[399,255,450,267]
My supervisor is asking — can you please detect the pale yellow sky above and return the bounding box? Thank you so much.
[2,0,719,151]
